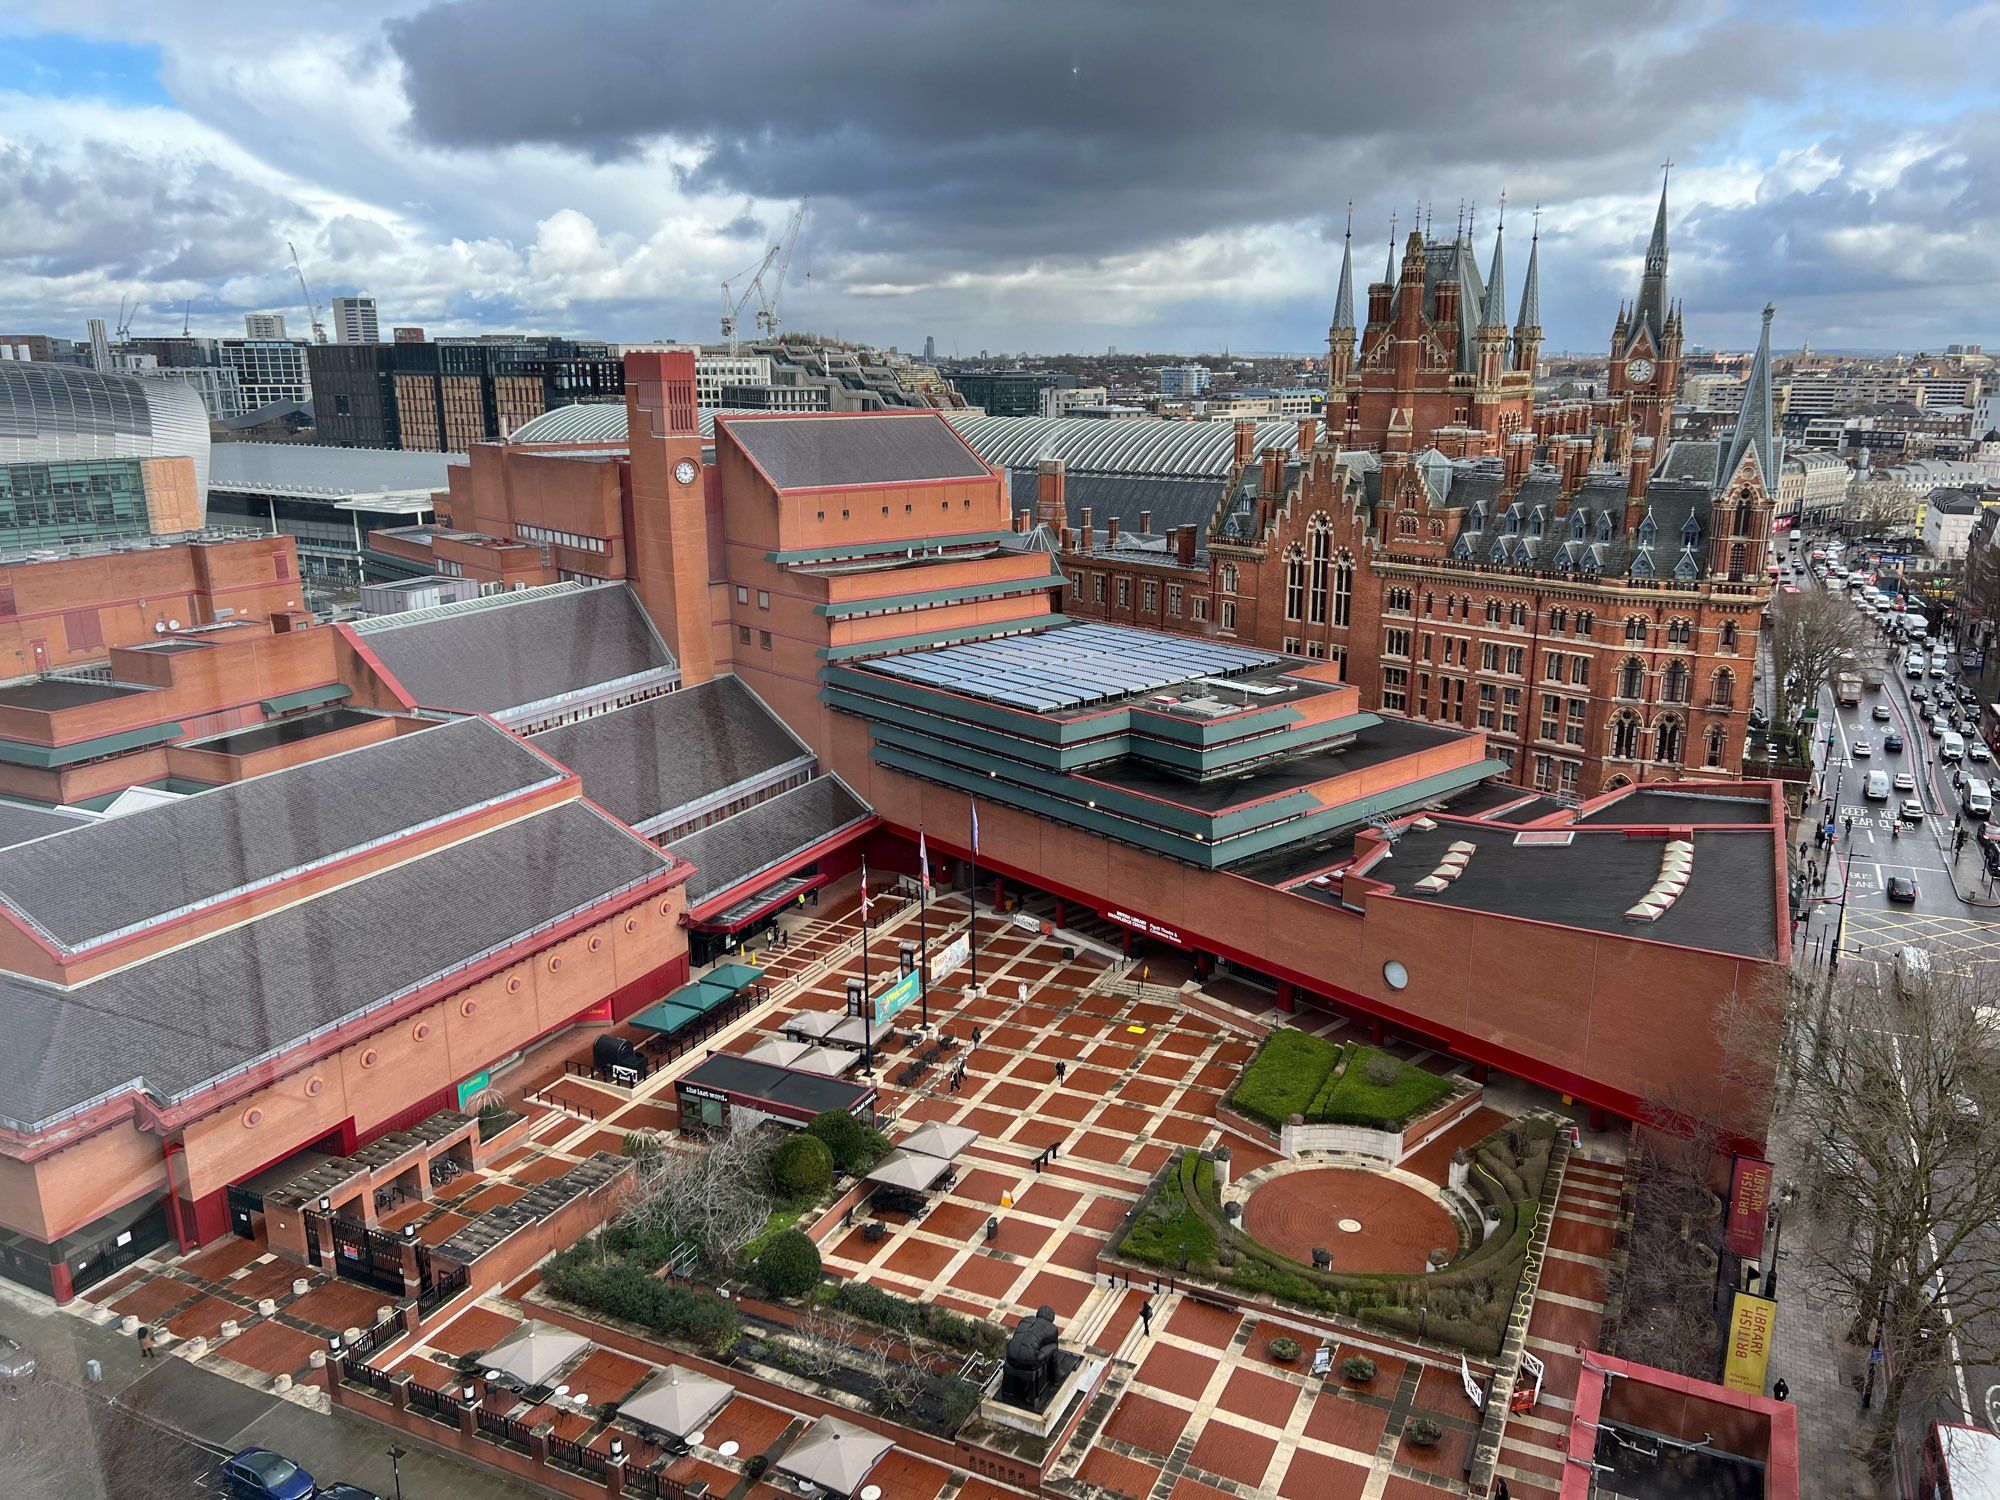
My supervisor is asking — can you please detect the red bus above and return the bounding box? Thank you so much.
[1920,1422,2000,1500]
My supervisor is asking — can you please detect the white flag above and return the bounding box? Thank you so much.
[918,830,931,893]
[970,800,980,855]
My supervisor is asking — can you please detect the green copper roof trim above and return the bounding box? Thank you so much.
[259,683,351,715]
[768,530,1013,566]
[819,614,1069,663]
[818,572,1060,619]
[0,720,186,769]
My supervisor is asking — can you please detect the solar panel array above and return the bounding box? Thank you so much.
[867,622,1284,712]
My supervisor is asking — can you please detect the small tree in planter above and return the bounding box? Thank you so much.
[754,1229,823,1299]
[1268,1336,1301,1363]
[1405,1416,1443,1448]
[1341,1355,1377,1385]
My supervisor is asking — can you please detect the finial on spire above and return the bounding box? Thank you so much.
[1497,190,1506,232]
[1531,202,1542,241]
[1344,199,1353,239]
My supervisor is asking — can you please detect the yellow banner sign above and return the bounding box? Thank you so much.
[1723,1291,1777,1395]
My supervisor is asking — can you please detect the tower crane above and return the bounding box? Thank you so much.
[114,296,136,342]
[719,198,810,354]
[287,241,328,344]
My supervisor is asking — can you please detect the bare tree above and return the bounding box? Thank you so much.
[1746,959,2000,1456]
[1843,477,1922,539]
[619,1125,777,1271]
[1766,588,1870,727]
[788,1306,858,1383]
[860,1329,929,1414]
[1606,1089,1732,1378]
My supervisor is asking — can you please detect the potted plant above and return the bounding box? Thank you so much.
[1340,1355,1377,1385]
[1268,1336,1301,1363]
[1405,1416,1443,1448]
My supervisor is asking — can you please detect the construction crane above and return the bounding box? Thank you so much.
[114,296,136,342]
[719,198,809,354]
[287,241,328,344]
[181,300,191,338]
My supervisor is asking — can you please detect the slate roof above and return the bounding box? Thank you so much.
[0,716,561,951]
[208,441,460,498]
[1005,469,1222,555]
[529,678,810,831]
[721,413,993,491]
[0,799,93,850]
[0,800,675,1131]
[352,582,677,716]
[668,776,872,908]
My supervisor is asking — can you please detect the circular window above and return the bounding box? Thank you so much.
[547,956,563,974]
[1382,960,1410,991]
[243,1107,264,1128]
[588,936,603,954]
[304,1076,324,1098]
[461,998,479,1018]
[659,899,674,916]
[360,1048,380,1069]
[412,1022,431,1042]
[506,976,522,994]
[624,916,639,934]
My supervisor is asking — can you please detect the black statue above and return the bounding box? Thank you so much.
[999,1305,1062,1407]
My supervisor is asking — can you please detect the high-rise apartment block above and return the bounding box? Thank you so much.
[243,313,288,339]
[331,296,380,345]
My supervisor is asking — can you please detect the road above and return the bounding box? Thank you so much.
[1789,538,2000,1474]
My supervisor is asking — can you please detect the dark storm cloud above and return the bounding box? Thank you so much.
[386,0,1807,268]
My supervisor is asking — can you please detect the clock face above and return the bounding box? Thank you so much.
[672,458,699,486]
[1627,357,1656,385]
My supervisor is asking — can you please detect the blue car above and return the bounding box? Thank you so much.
[222,1447,316,1500]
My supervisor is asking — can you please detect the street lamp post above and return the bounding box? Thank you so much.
[386,1444,406,1500]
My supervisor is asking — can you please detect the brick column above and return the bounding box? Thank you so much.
[389,1370,412,1413]
[314,1215,335,1266]
[530,1422,553,1466]
[1276,981,1296,1014]
[400,1241,421,1299]
[457,1394,477,1439]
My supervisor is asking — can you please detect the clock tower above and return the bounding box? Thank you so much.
[1609,165,1683,453]
[624,350,716,684]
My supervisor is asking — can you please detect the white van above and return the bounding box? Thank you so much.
[1943,732,1966,764]
[1967,778,1991,819]
[1865,769,1892,801]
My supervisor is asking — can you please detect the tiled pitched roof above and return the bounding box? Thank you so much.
[0,717,561,951]
[668,776,871,907]
[530,678,810,831]
[0,800,674,1130]
[722,413,993,490]
[353,582,676,716]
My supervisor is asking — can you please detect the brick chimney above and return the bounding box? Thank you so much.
[1260,446,1286,498]
[1298,415,1319,452]
[1176,525,1198,567]
[1627,435,1655,500]
[1503,432,1533,492]
[1035,458,1067,530]
[1234,418,1258,468]
[1139,509,1153,535]
[1107,515,1121,546]
[1013,510,1028,534]
[1079,506,1093,552]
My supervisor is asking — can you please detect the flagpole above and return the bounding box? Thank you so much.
[860,853,875,1073]
[968,799,980,997]
[918,828,930,1031]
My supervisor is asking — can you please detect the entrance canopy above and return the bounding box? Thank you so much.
[900,1122,978,1162]
[775,1414,895,1496]
[865,1149,952,1192]
[482,1321,589,1387]
[620,1365,734,1438]
[676,1053,875,1126]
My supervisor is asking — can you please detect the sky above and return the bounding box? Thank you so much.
[2,0,1998,358]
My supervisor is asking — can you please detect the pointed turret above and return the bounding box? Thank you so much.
[1480,220,1508,329]
[1330,214,1357,333]
[1716,303,1779,493]
[1630,166,1671,351]
[1512,218,1542,373]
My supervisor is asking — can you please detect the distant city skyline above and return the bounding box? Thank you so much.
[2,2,1999,356]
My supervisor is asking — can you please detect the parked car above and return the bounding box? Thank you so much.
[222,1448,316,1500]
[1971,741,1994,764]
[1895,771,1917,792]
[1886,875,1919,904]
[1748,706,1769,730]
[318,1487,389,1500]
[1873,703,1893,722]
[0,1333,34,1398]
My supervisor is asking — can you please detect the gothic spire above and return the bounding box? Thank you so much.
[1384,214,1398,286]
[1631,163,1672,350]
[1716,303,1779,493]
[1514,210,1542,335]
[1331,205,1357,332]
[1481,199,1508,327]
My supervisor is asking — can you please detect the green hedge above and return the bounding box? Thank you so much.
[542,1241,740,1353]
[1307,1046,1456,1128]
[1231,1029,1345,1128]
[820,1278,1008,1355]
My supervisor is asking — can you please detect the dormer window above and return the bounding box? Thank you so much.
[1681,515,1702,548]
[1504,509,1521,536]
[1637,515,1657,547]
[1529,508,1546,539]
[1674,547,1700,580]
[1467,504,1485,534]
[1570,509,1588,540]
[1596,512,1613,543]
[1631,552,1656,579]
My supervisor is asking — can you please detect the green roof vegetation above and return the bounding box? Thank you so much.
[1229,1029,1454,1130]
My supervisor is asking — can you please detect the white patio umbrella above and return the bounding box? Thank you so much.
[619,1365,734,1437]
[899,1121,978,1161]
[776,1414,895,1496]
[481,1321,589,1387]
[864,1149,951,1192]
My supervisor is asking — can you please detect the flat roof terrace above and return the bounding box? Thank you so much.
[0,677,147,711]
[1372,821,1780,959]
[1088,717,1468,813]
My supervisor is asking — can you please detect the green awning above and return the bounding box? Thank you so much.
[260,683,351,715]
[703,962,764,995]
[0,720,185,769]
[630,999,702,1035]
[820,614,1070,662]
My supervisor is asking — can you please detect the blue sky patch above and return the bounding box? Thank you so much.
[0,33,170,107]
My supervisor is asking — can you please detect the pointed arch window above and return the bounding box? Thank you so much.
[1654,716,1683,765]
[1596,512,1614,543]
[1729,543,1746,580]
[1576,611,1595,637]
[1220,562,1240,594]
[1333,549,1353,628]
[1612,710,1641,759]
[1706,725,1727,768]
[1284,546,1305,621]
[1619,657,1645,699]
[1721,620,1739,650]
[1307,516,1331,624]
[1662,660,1689,704]
[1681,515,1702,548]
[1710,668,1735,707]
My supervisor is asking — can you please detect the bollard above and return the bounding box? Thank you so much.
[183,1337,207,1359]
[273,1373,292,1394]
[257,1298,277,1317]
[219,1319,240,1340]
[119,1314,139,1336]
[292,1278,311,1297]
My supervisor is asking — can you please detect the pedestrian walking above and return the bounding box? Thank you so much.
[1772,1376,1789,1402]
[1495,1482,1510,1500]
[1139,1300,1154,1336]
[137,1325,156,1360]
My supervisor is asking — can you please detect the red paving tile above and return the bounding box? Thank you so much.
[1037,1092,1097,1122]
[218,1317,323,1376]
[1243,1166,1457,1274]
[1078,1447,1164,1495]
[1011,1117,1073,1151]
[415,1211,472,1247]
[424,1304,522,1358]
[1188,1421,1277,1488]
[614,1101,677,1132]
[1016,1269,1092,1319]
[1014,1182,1083,1220]
[1093,1103,1153,1136]
[703,1395,793,1454]
[1548,1217,1616,1258]
[919,1201,986,1240]
[990,1218,1053,1259]
[82,1262,151,1305]
[568,1347,653,1402]
[165,1294,246,1340]
[1151,1113,1218,1148]
[1529,1300,1602,1347]
[1086,1045,1141,1072]
[1067,1131,1132,1165]
[512,1153,582,1185]
[981,1081,1040,1111]
[1165,1297,1241,1348]
[112,1277,198,1322]
[1396,1412,1475,1479]
[1080,1196,1135,1232]
[885,1237,956,1281]
[1047,1231,1105,1274]
[957,1112,1015,1142]
[1401,1105,1507,1184]
[231,1259,307,1303]
[287,1278,391,1332]
[1130,1143,1174,1176]
[1064,1067,1119,1097]
[1137,1341,1221,1400]
[178,1235,265,1281]
[1169,1478,1239,1500]
[1539,1256,1609,1301]
[946,1255,1024,1302]
[1104,1391,1190,1456]
[1117,1077,1175,1107]
[1303,1387,1391,1451]
[1277,1447,1372,1499]
[859,1450,951,1499]
[1214,1364,1302,1425]
[955,1167,1016,1204]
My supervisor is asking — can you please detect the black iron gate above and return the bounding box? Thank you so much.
[225,1184,262,1240]
[327,1217,404,1295]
